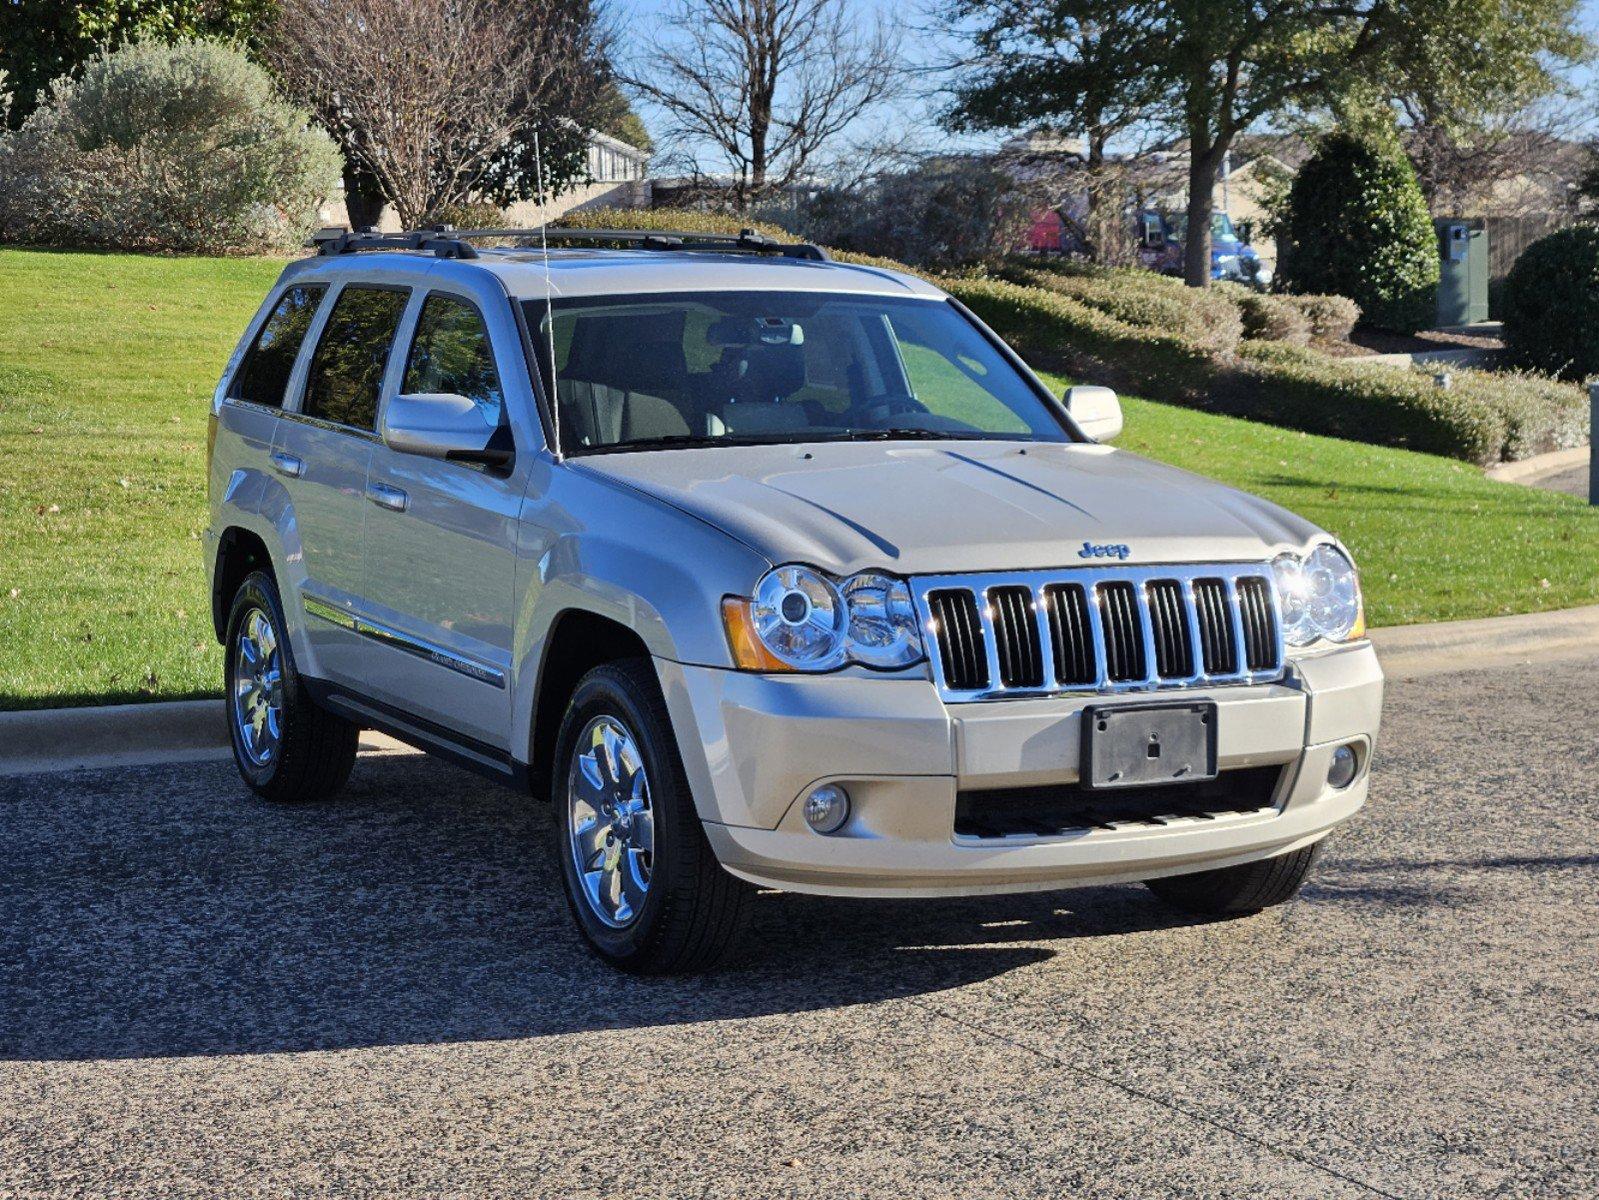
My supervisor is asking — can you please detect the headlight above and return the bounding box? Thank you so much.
[841,572,922,668]
[722,565,925,672]
[1272,544,1365,647]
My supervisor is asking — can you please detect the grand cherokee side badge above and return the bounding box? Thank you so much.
[1078,541,1131,560]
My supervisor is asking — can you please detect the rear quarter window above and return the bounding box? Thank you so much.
[229,284,326,408]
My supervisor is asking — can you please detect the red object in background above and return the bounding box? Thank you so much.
[1025,210,1065,253]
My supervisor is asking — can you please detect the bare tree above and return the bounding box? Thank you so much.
[625,0,899,211]
[267,0,606,228]
[1402,96,1593,218]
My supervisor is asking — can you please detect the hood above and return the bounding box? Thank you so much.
[573,440,1323,578]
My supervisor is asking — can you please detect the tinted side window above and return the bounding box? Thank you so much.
[402,294,505,426]
[302,286,409,430]
[229,285,325,407]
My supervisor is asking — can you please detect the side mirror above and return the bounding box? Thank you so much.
[1065,385,1123,442]
[380,393,510,466]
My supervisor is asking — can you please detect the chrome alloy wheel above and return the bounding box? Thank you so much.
[566,715,656,928]
[231,607,283,767]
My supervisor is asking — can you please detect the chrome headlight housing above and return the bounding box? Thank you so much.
[725,565,924,671]
[1273,543,1365,647]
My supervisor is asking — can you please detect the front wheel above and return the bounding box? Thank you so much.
[1144,842,1322,915]
[552,660,753,973]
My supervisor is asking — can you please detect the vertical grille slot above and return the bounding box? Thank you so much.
[1043,583,1095,685]
[927,588,989,691]
[988,586,1043,688]
[1236,577,1279,671]
[1193,578,1239,675]
[1146,580,1194,678]
[1096,581,1146,682]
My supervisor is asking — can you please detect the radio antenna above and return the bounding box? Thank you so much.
[533,131,562,461]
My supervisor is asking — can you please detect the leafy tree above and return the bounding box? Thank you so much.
[1276,130,1438,333]
[591,81,654,153]
[944,0,1589,287]
[0,0,274,128]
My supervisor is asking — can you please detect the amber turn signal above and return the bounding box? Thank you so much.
[721,597,792,671]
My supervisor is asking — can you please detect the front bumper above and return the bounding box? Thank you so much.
[657,642,1383,898]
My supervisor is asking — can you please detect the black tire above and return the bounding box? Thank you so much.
[551,659,753,974]
[224,570,359,803]
[1144,841,1323,915]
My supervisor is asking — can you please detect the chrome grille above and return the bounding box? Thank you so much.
[912,564,1286,703]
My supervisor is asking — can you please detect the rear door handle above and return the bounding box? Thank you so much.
[270,451,304,478]
[366,481,409,512]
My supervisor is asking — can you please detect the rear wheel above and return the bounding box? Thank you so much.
[552,659,753,973]
[1145,842,1322,915]
[224,570,358,803]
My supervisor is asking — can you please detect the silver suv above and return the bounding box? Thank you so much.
[206,227,1383,972]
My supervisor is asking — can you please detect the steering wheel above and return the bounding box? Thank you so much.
[857,394,926,424]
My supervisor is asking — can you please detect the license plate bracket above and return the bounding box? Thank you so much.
[1081,702,1218,790]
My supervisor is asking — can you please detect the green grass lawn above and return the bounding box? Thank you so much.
[2,247,1597,709]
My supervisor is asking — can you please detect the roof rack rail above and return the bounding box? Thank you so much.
[309,224,829,262]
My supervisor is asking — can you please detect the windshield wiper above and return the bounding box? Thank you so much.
[836,427,969,441]
[570,432,782,454]
[568,428,978,455]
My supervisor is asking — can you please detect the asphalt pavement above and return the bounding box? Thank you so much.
[2,654,1596,1199]
[1536,462,1589,499]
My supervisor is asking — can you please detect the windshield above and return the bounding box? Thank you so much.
[524,291,1072,454]
[1167,212,1239,242]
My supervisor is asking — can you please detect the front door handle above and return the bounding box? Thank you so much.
[366,481,409,512]
[270,451,304,478]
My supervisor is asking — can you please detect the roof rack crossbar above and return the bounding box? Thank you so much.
[308,227,480,260]
[309,224,828,262]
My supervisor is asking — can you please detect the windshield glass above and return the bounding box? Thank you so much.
[524,291,1072,454]
[1167,212,1239,242]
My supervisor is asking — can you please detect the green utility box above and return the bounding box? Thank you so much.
[1435,219,1488,327]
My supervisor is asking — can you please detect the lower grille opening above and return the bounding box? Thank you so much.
[954,766,1283,840]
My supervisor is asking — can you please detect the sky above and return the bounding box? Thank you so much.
[616,0,1599,176]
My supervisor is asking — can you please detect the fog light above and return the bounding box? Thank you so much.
[803,784,850,834]
[1327,744,1359,790]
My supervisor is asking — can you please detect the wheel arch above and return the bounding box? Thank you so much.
[528,607,655,802]
[212,525,276,643]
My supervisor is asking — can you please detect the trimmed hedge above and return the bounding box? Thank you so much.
[1231,291,1312,345]
[946,278,1218,401]
[999,260,1244,357]
[1288,293,1361,343]
[1501,225,1599,380]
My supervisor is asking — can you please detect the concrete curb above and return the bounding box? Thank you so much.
[1369,604,1599,677]
[1484,446,1589,486]
[0,699,407,778]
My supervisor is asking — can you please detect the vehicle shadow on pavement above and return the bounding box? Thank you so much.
[1,753,1210,1063]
